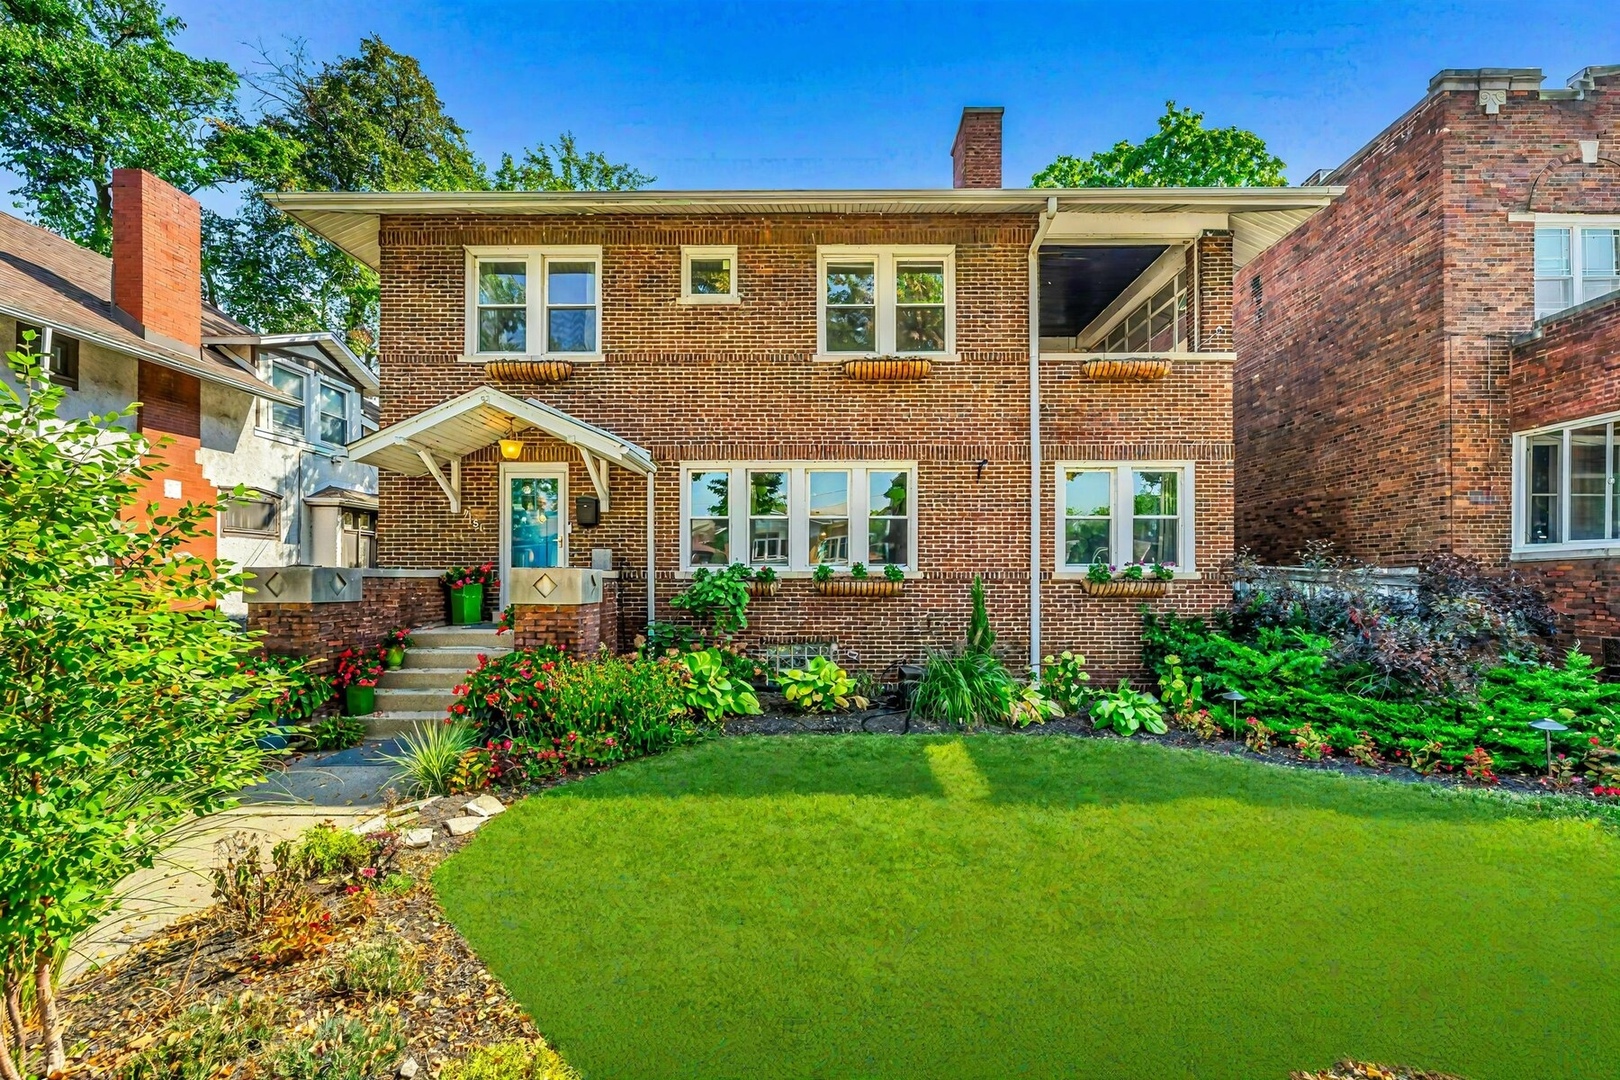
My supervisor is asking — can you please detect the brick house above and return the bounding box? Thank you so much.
[0,169,381,612]
[1233,65,1620,652]
[256,108,1335,680]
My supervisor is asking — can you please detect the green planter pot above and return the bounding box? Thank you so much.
[384,645,406,669]
[344,685,376,716]
[449,583,484,625]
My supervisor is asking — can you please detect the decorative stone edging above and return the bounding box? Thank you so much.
[841,357,932,382]
[1080,578,1169,598]
[814,579,904,597]
[483,359,575,383]
[1081,357,1172,382]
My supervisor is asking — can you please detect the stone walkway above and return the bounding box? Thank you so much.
[240,736,408,807]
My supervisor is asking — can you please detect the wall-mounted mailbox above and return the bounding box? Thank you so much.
[575,495,600,527]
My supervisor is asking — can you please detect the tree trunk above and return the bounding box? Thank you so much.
[33,953,62,1077]
[0,967,21,1080]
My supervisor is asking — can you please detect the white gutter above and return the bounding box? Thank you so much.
[1028,195,1058,678]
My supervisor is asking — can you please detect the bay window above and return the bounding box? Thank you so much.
[1057,462,1194,572]
[1515,415,1620,550]
[465,247,601,358]
[1535,222,1620,320]
[817,247,954,357]
[681,462,917,572]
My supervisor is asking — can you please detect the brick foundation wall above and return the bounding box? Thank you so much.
[374,212,1237,683]
[1235,71,1620,568]
[513,599,608,657]
[248,575,446,667]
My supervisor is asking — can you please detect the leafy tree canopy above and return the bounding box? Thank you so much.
[1032,101,1286,189]
[0,0,241,252]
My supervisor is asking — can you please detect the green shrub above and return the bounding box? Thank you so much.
[300,714,367,752]
[669,563,752,636]
[450,647,568,731]
[1091,680,1167,736]
[120,996,277,1080]
[248,652,334,727]
[1040,651,1091,714]
[676,648,762,723]
[438,1039,579,1080]
[270,1008,403,1080]
[779,656,869,713]
[965,574,995,655]
[382,721,481,796]
[910,651,1015,729]
[545,655,694,758]
[273,822,390,880]
[327,934,422,998]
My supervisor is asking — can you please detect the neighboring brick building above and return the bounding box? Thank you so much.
[1234,66,1620,650]
[268,109,1335,679]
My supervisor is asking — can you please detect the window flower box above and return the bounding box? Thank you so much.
[814,578,904,598]
[746,579,780,599]
[1079,578,1169,599]
[841,357,932,382]
[1081,357,1172,382]
[483,359,575,384]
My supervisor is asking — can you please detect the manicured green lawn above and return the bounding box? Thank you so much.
[435,736,1620,1080]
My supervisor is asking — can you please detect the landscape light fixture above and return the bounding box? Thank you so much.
[1220,690,1246,739]
[1529,717,1569,775]
[499,421,523,461]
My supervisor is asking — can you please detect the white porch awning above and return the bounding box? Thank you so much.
[344,385,656,514]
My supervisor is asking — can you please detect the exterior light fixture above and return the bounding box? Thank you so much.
[1529,717,1569,775]
[498,421,523,461]
[1220,690,1247,741]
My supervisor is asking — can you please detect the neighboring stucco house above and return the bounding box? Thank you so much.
[0,169,380,612]
[1233,65,1620,654]
[251,108,1336,680]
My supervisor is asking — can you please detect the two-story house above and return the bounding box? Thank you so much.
[1233,65,1620,655]
[251,108,1335,680]
[0,169,381,613]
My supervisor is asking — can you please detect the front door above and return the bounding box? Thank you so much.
[499,464,567,607]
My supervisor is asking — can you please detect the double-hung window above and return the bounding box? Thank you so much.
[1534,221,1620,320]
[317,381,350,445]
[16,323,80,389]
[465,247,602,358]
[1057,462,1194,572]
[817,247,954,357]
[266,362,305,436]
[1515,414,1620,551]
[681,462,918,572]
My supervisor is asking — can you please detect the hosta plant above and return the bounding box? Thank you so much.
[677,648,762,724]
[1090,680,1167,736]
[1007,683,1061,728]
[779,657,869,713]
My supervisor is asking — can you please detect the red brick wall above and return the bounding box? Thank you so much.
[374,212,1235,682]
[512,600,606,656]
[248,576,445,668]
[1235,72,1620,567]
[133,360,212,560]
[111,169,202,349]
[951,108,1003,189]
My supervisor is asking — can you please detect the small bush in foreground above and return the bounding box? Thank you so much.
[676,647,762,723]
[1040,651,1091,714]
[300,714,367,752]
[439,1039,580,1080]
[119,995,277,1080]
[274,822,392,881]
[271,1008,403,1080]
[780,656,869,713]
[210,832,299,932]
[383,721,481,796]
[911,650,1013,728]
[327,934,422,998]
[1090,681,1166,736]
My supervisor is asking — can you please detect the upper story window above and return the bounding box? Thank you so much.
[1515,413,1620,551]
[259,360,354,448]
[1535,222,1620,320]
[220,488,282,539]
[680,245,739,304]
[266,361,305,435]
[1057,462,1195,572]
[817,247,954,358]
[318,381,350,445]
[465,247,602,358]
[16,322,80,389]
[1098,271,1188,353]
[680,462,917,572]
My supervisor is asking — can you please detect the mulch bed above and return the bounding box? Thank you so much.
[65,795,540,1079]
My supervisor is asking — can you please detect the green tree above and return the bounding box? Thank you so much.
[491,133,653,192]
[0,0,240,252]
[0,340,283,1079]
[1032,101,1286,189]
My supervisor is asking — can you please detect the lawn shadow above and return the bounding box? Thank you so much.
[546,734,1592,828]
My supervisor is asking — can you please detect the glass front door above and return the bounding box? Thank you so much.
[502,467,565,604]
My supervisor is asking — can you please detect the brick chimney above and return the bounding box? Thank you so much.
[111,168,202,350]
[951,107,1004,189]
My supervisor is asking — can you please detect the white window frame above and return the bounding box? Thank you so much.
[1530,215,1620,321]
[679,245,740,305]
[262,360,307,438]
[316,378,351,447]
[678,461,919,574]
[1054,461,1197,575]
[463,246,604,361]
[1511,409,1620,557]
[815,246,956,360]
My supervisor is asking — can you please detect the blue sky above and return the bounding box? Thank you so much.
[14,0,1620,208]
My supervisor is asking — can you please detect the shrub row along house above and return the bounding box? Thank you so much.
[243,108,1337,680]
[0,170,380,613]
[1237,65,1620,658]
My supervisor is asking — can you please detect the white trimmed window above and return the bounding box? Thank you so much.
[680,245,739,303]
[817,247,954,357]
[317,380,350,445]
[465,247,602,357]
[1057,462,1195,572]
[1514,413,1620,551]
[265,361,306,436]
[1535,220,1620,320]
[680,462,917,571]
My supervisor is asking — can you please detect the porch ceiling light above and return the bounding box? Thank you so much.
[499,421,523,461]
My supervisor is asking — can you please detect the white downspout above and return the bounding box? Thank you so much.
[645,471,656,626]
[1028,195,1058,677]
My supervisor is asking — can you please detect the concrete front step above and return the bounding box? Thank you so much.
[411,625,507,649]
[377,666,485,689]
[363,711,447,738]
[375,686,458,713]
[401,645,509,671]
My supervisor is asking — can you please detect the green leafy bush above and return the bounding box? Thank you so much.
[669,563,751,636]
[1040,651,1091,714]
[273,822,392,880]
[248,652,334,728]
[779,657,869,713]
[910,651,1014,729]
[676,648,762,723]
[1091,681,1167,736]
[438,1039,579,1080]
[327,934,422,998]
[381,721,481,796]
[301,714,367,752]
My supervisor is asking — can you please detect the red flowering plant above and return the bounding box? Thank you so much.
[442,563,498,590]
[448,646,568,733]
[332,647,386,690]
[382,625,415,651]
[244,652,335,725]
[496,604,516,635]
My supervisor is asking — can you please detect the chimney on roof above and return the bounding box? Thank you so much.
[111,169,202,351]
[951,107,1003,189]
